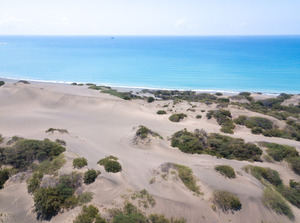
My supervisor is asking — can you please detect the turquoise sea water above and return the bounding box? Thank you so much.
[0,36,300,93]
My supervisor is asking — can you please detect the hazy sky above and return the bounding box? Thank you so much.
[0,0,300,35]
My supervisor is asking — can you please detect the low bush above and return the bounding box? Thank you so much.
[171,129,262,161]
[0,81,5,87]
[73,205,107,223]
[33,154,66,175]
[147,97,155,103]
[174,164,200,194]
[84,169,99,184]
[98,156,122,173]
[262,187,294,220]
[17,80,30,84]
[136,126,162,139]
[1,138,65,170]
[34,172,82,220]
[149,214,186,223]
[207,110,235,134]
[169,113,187,122]
[46,128,69,134]
[196,114,202,119]
[261,142,299,162]
[215,92,223,96]
[245,166,282,186]
[0,169,9,189]
[73,157,88,169]
[55,139,66,146]
[77,192,93,205]
[215,165,236,178]
[213,190,242,212]
[157,110,167,115]
[27,171,43,193]
[234,116,273,131]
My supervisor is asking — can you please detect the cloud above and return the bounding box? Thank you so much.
[175,18,187,28]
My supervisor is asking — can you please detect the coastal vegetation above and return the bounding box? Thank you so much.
[17,80,30,84]
[215,165,236,178]
[169,113,187,122]
[207,110,235,134]
[0,169,9,189]
[73,157,88,169]
[213,191,242,213]
[157,110,167,115]
[171,129,262,161]
[135,125,162,140]
[46,128,69,134]
[244,165,282,186]
[98,156,122,173]
[84,169,99,184]
[88,85,140,100]
[147,97,155,103]
[73,205,107,223]
[0,81,5,87]
[196,114,202,119]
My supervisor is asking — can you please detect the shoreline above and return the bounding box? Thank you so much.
[0,76,289,96]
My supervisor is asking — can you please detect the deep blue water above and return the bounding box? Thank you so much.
[0,36,300,93]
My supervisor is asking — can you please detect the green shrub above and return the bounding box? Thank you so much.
[33,154,66,175]
[157,110,167,115]
[55,139,66,146]
[84,169,99,184]
[251,127,263,134]
[207,110,235,134]
[27,172,43,193]
[239,92,251,97]
[213,191,242,212]
[196,114,202,119]
[174,164,200,194]
[2,138,65,170]
[46,128,69,134]
[0,169,9,189]
[34,172,82,220]
[215,165,236,178]
[261,142,299,161]
[171,129,262,161]
[149,214,186,223]
[245,166,282,186]
[73,157,88,169]
[18,80,30,84]
[0,81,5,87]
[98,156,122,173]
[74,205,107,223]
[136,126,162,139]
[147,97,155,103]
[169,113,187,122]
[287,157,300,175]
[262,187,294,220]
[77,192,93,205]
[215,92,223,96]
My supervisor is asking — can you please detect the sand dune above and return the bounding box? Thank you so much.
[0,80,299,223]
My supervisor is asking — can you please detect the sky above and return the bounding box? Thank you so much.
[0,0,300,36]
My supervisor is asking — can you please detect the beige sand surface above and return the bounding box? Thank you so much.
[0,80,299,223]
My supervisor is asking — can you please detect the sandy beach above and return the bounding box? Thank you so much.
[0,78,300,223]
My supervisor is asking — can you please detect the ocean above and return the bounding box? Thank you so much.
[0,35,300,93]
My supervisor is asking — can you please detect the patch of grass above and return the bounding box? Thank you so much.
[244,165,282,186]
[131,189,156,208]
[73,157,88,169]
[169,113,187,122]
[277,180,300,208]
[174,164,200,194]
[287,156,300,175]
[171,129,262,161]
[46,128,69,134]
[262,187,294,220]
[83,169,99,184]
[157,110,167,115]
[74,205,107,223]
[98,156,122,173]
[33,153,66,175]
[135,125,162,140]
[261,142,298,162]
[215,165,236,178]
[213,190,242,213]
